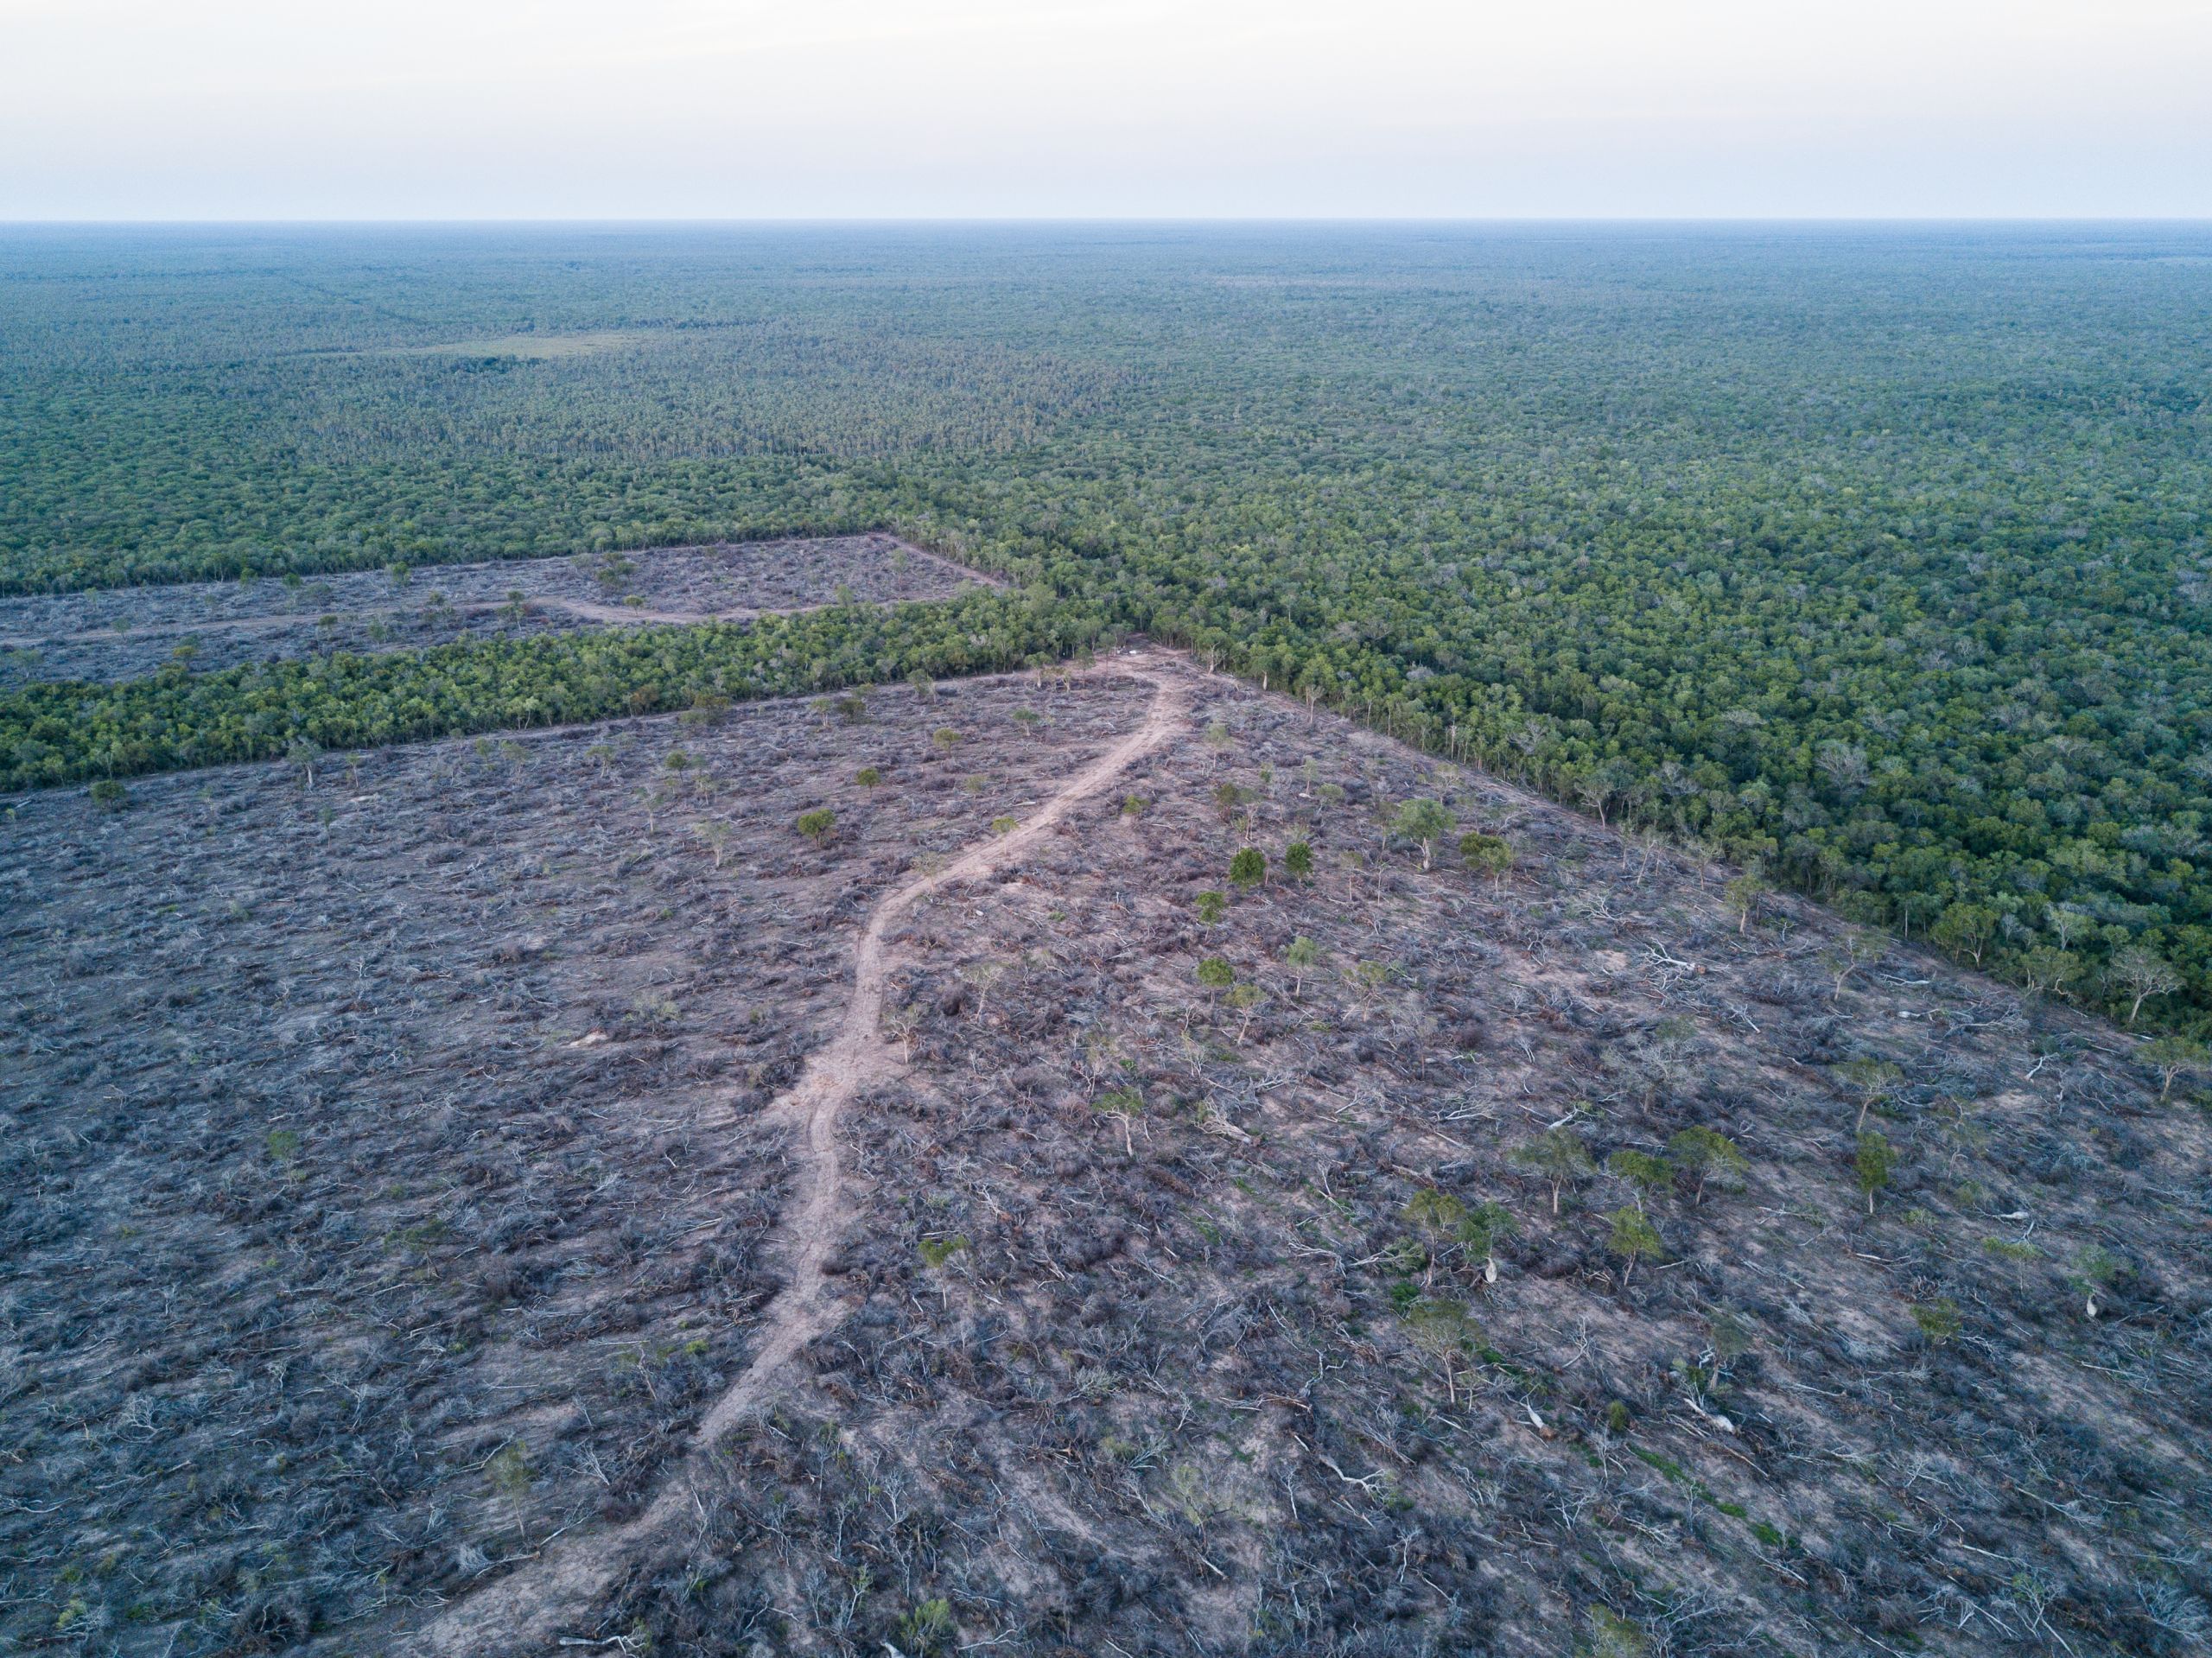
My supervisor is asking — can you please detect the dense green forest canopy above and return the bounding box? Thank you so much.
[5,223,2212,1032]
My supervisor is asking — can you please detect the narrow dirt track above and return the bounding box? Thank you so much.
[404,657,1186,1657]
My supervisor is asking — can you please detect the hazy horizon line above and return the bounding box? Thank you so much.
[6,214,2211,230]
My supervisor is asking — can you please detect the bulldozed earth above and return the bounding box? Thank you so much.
[3,649,2209,1657]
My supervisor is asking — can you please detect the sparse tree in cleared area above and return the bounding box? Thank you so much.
[1823,928,1884,1001]
[960,958,1005,1023]
[1196,955,1235,1010]
[1092,1087,1142,1156]
[1723,870,1768,934]
[1204,721,1234,770]
[797,807,836,848]
[1837,1054,1904,1132]
[1666,1126,1749,1204]
[692,819,732,867]
[1227,980,1264,1042]
[1392,797,1454,870]
[1514,1128,1594,1216]
[1605,1149,1673,1212]
[1459,830,1514,888]
[1855,1128,1897,1215]
[288,737,321,791]
[2137,1033,2209,1101]
[1458,1199,1516,1283]
[1605,1205,1665,1286]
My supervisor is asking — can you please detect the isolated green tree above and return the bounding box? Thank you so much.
[2137,1034,2209,1101]
[1459,831,1514,888]
[1606,1206,1666,1286]
[1606,1149,1674,1212]
[1665,1126,1749,1204]
[1822,929,1884,1001]
[1854,1128,1897,1216]
[1723,871,1768,934]
[1196,956,1235,1009]
[1514,1128,1594,1216]
[1392,797,1454,870]
[1837,1055,1904,1132]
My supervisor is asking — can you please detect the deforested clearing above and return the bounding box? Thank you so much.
[0,534,976,689]
[4,651,2206,1657]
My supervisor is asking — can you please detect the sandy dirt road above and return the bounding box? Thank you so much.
[403,657,1187,1657]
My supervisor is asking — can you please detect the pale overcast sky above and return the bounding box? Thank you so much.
[3,0,2209,219]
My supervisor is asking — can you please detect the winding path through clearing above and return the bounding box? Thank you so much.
[407,657,1186,1656]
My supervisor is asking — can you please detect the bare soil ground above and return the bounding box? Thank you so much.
[0,535,978,687]
[5,653,2209,1658]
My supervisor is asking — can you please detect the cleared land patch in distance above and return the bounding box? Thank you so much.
[370,331,651,359]
[0,533,978,689]
[4,651,2204,1657]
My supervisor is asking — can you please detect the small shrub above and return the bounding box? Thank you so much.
[1910,1299,1962,1344]
[486,1441,531,1496]
[897,1598,957,1655]
[797,808,836,848]
[918,1235,969,1268]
